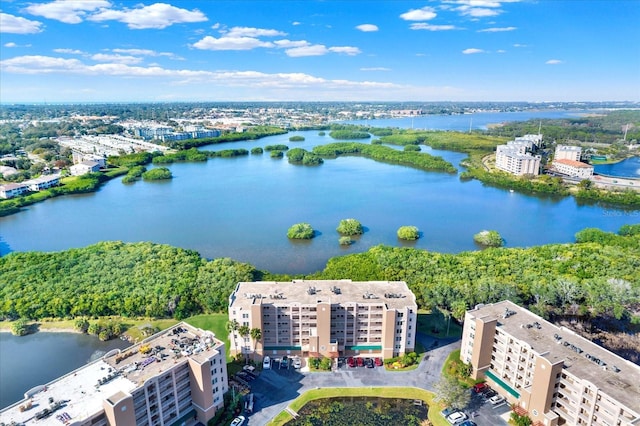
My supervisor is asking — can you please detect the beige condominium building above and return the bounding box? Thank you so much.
[0,323,228,426]
[228,280,417,360]
[461,301,640,426]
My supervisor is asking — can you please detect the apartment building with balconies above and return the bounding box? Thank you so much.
[0,323,228,426]
[461,301,640,426]
[228,280,417,360]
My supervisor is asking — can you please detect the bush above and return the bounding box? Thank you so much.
[74,318,89,333]
[11,318,29,336]
[251,147,263,155]
[287,223,315,239]
[404,145,421,152]
[337,218,364,236]
[265,144,289,151]
[339,236,353,246]
[289,136,305,142]
[142,167,172,181]
[397,225,420,240]
[286,148,306,163]
[270,150,284,158]
[329,130,371,140]
[318,131,326,136]
[473,230,504,247]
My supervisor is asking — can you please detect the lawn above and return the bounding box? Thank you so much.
[267,387,449,426]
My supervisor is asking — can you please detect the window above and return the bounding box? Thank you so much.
[242,313,249,319]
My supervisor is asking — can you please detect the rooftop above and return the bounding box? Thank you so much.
[553,159,593,168]
[556,145,582,151]
[469,301,640,412]
[0,323,225,426]
[229,279,417,311]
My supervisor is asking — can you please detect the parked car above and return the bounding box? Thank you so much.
[292,357,302,369]
[374,357,383,367]
[446,411,468,425]
[365,358,374,368]
[356,357,364,367]
[473,382,488,393]
[263,356,271,369]
[441,407,455,418]
[483,389,497,399]
[489,395,506,405]
[230,415,246,426]
[281,356,289,369]
[459,421,477,426]
[347,357,356,367]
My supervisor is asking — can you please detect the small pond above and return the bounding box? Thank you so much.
[287,396,428,426]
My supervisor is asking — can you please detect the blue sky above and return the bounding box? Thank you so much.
[0,0,638,103]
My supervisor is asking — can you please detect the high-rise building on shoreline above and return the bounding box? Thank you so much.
[0,323,228,426]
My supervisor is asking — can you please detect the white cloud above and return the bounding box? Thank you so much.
[285,44,329,57]
[513,43,527,48]
[462,48,485,54]
[497,49,506,53]
[292,21,301,26]
[25,0,111,24]
[91,53,143,64]
[400,7,437,21]
[361,67,390,71]
[410,23,458,31]
[546,59,563,65]
[478,26,516,32]
[328,46,361,56]
[192,36,274,51]
[0,12,43,34]
[224,27,286,37]
[356,24,378,32]
[0,55,400,93]
[88,3,207,29]
[459,7,501,17]
[4,42,18,48]
[112,48,181,59]
[273,39,309,48]
[53,48,85,54]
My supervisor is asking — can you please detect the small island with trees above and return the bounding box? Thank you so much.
[397,225,420,240]
[287,223,315,239]
[473,230,504,247]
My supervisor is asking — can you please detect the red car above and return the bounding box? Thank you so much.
[356,357,364,367]
[374,357,383,367]
[473,382,488,393]
[347,357,355,368]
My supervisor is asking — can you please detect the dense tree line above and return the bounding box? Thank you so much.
[312,142,457,173]
[171,126,287,149]
[0,242,261,320]
[2,227,637,325]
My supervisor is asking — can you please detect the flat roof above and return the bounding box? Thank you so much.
[554,159,592,168]
[469,301,640,412]
[230,280,417,310]
[0,323,225,425]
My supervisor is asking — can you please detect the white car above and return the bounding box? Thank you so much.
[263,356,271,369]
[292,357,302,369]
[446,411,468,425]
[230,415,246,426]
[489,394,506,405]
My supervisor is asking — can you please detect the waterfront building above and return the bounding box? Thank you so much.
[495,144,541,176]
[69,160,101,176]
[461,301,640,426]
[0,323,228,426]
[552,159,594,179]
[24,174,60,191]
[0,182,27,199]
[228,280,417,360]
[555,145,582,162]
[71,152,106,168]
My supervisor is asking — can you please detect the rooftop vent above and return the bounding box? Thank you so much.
[307,286,316,295]
[502,308,516,319]
[385,293,406,298]
[363,292,379,299]
[331,286,341,294]
[554,333,562,341]
[244,293,263,299]
[610,365,621,373]
[270,293,285,299]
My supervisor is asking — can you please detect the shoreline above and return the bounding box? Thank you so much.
[0,326,81,334]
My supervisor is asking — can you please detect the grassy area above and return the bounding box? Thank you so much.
[442,349,478,388]
[267,387,449,426]
[417,310,463,339]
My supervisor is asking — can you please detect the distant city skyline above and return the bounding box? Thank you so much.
[1,0,639,103]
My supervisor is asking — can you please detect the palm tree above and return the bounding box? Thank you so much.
[225,319,239,355]
[250,328,262,353]
[238,325,251,360]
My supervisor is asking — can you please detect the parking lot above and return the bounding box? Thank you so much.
[231,336,509,426]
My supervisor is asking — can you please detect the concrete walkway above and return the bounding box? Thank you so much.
[245,333,461,425]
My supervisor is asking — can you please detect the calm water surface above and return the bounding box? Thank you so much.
[594,156,640,178]
[0,332,130,408]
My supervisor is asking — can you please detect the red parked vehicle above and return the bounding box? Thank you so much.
[356,357,364,367]
[473,382,488,393]
[374,357,383,367]
[347,357,356,368]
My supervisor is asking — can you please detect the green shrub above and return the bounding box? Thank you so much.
[318,131,326,136]
[339,236,353,246]
[404,145,421,152]
[329,130,371,140]
[251,147,263,155]
[11,318,29,336]
[270,150,284,158]
[337,218,364,236]
[142,167,172,181]
[287,223,315,239]
[265,144,289,151]
[397,226,420,240]
[473,230,504,247]
[289,136,305,142]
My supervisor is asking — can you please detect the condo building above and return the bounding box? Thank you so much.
[0,323,228,426]
[555,145,582,162]
[228,280,417,360]
[552,159,594,179]
[461,301,640,426]
[495,144,542,176]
